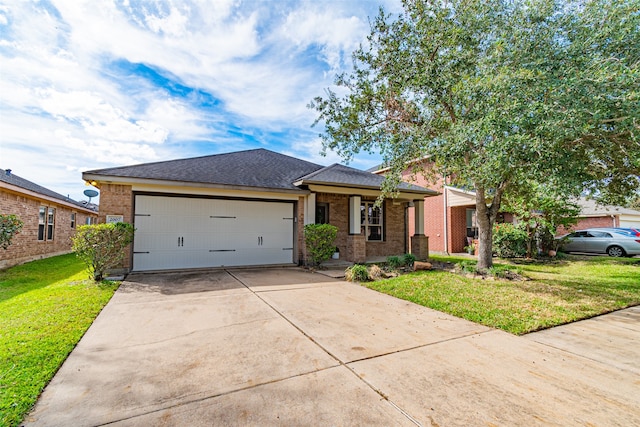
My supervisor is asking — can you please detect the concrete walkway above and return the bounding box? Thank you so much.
[24,269,640,426]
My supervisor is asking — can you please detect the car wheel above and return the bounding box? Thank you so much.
[607,245,625,257]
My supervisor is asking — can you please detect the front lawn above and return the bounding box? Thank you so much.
[0,254,119,427]
[365,254,640,335]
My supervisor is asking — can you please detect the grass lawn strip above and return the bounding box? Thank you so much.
[365,255,640,335]
[0,254,118,427]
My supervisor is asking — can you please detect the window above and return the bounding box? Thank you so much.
[71,213,76,229]
[47,208,55,240]
[315,203,329,224]
[38,207,46,240]
[466,209,478,238]
[361,201,383,241]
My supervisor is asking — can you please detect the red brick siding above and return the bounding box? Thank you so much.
[0,188,97,269]
[556,216,617,235]
[424,194,445,251]
[449,206,469,253]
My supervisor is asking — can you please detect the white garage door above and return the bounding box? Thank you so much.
[133,195,295,271]
[619,218,640,229]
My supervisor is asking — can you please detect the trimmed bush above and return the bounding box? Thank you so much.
[72,222,135,281]
[345,264,369,282]
[492,223,528,258]
[0,214,23,250]
[304,223,338,267]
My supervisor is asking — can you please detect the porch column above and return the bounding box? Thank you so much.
[411,235,429,261]
[347,195,366,262]
[414,199,425,235]
[305,193,316,225]
[349,195,361,234]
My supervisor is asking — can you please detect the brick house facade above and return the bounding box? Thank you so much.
[85,149,436,273]
[0,169,98,269]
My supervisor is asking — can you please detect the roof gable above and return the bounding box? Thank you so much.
[297,164,434,193]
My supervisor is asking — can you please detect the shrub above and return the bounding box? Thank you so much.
[0,214,23,250]
[72,222,135,281]
[493,223,528,258]
[386,255,402,270]
[345,264,369,282]
[304,223,338,267]
[403,253,416,268]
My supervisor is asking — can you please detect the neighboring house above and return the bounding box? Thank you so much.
[82,149,437,273]
[0,168,98,269]
[372,159,513,254]
[558,198,640,233]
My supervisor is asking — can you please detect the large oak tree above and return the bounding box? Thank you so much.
[311,0,639,268]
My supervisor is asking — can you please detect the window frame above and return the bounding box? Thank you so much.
[315,202,330,224]
[361,200,384,242]
[46,207,55,241]
[71,212,76,229]
[38,207,46,241]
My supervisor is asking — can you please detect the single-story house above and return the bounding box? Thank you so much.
[557,198,640,233]
[82,149,437,273]
[0,168,98,269]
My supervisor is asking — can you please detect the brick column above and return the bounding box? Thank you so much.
[411,235,429,261]
[346,234,366,263]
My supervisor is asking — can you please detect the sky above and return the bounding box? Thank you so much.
[0,0,403,204]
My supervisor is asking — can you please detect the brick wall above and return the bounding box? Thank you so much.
[556,216,617,235]
[424,194,445,251]
[97,184,133,270]
[449,206,469,253]
[0,188,97,269]
[365,199,406,258]
[313,193,407,262]
[316,193,348,257]
[297,196,305,264]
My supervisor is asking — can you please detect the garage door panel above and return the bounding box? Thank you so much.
[133,196,294,271]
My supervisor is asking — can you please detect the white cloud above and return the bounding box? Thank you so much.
[0,0,400,201]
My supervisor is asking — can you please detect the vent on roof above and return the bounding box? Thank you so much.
[5,169,11,176]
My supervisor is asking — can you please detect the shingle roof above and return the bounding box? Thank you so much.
[0,168,92,210]
[578,197,640,216]
[84,149,436,195]
[297,164,436,194]
[84,149,324,191]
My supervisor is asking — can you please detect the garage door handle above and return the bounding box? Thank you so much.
[178,237,184,247]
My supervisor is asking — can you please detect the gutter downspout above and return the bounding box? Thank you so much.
[443,172,449,254]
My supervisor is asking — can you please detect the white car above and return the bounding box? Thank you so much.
[557,228,640,257]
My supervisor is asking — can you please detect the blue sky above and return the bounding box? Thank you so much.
[0,0,402,203]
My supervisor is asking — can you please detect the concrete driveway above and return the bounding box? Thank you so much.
[24,269,640,426]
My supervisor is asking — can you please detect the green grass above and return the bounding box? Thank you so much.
[0,254,119,427]
[364,254,640,335]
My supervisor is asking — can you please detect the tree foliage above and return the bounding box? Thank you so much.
[72,223,135,281]
[304,223,338,267]
[310,0,640,268]
[502,183,581,257]
[0,214,23,250]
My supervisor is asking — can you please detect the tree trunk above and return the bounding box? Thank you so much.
[475,182,507,270]
[475,196,494,270]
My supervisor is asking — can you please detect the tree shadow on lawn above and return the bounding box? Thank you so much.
[0,253,86,304]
